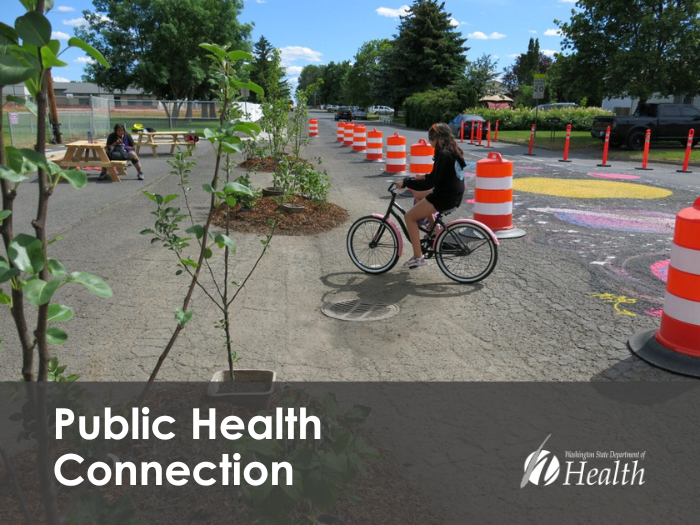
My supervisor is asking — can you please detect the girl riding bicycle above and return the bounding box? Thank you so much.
[396,122,466,268]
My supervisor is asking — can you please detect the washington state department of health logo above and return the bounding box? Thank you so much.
[521,434,560,487]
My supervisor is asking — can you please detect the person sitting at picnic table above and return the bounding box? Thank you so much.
[101,123,145,180]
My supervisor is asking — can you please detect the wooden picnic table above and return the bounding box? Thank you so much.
[135,131,196,157]
[49,140,126,182]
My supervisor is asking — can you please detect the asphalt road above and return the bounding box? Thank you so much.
[2,110,699,382]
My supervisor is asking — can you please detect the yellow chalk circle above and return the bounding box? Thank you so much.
[513,178,672,199]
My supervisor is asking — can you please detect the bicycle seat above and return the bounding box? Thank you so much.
[439,207,457,217]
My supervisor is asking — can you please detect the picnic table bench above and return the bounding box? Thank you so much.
[379,115,393,124]
[49,140,127,182]
[135,131,197,157]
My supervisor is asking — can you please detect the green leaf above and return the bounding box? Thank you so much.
[175,308,193,326]
[199,43,228,58]
[304,470,339,510]
[221,141,243,155]
[40,46,67,68]
[8,234,45,274]
[203,247,213,259]
[343,404,372,424]
[227,50,253,62]
[0,165,29,183]
[162,194,179,205]
[201,184,215,194]
[15,11,51,47]
[0,210,11,222]
[47,303,73,323]
[46,327,68,345]
[66,272,112,298]
[18,148,50,173]
[0,266,20,284]
[47,258,67,277]
[23,278,60,306]
[0,22,19,47]
[0,291,12,306]
[67,37,110,68]
[179,258,199,268]
[279,469,304,502]
[224,182,254,196]
[6,96,37,117]
[185,225,204,239]
[142,191,159,203]
[58,169,88,189]
[321,392,339,419]
[0,54,37,85]
[214,234,236,253]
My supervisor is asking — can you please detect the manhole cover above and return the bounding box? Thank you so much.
[321,300,399,322]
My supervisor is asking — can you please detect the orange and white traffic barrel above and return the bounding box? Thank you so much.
[337,122,345,142]
[385,132,406,174]
[409,138,434,175]
[343,123,355,146]
[629,197,700,376]
[309,118,318,137]
[352,124,366,152]
[366,128,383,162]
[474,152,525,239]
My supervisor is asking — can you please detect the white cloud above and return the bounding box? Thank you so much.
[529,30,538,34]
[376,5,410,18]
[544,29,562,36]
[559,0,577,3]
[51,31,70,40]
[256,0,266,3]
[75,56,95,64]
[506,53,519,58]
[53,76,70,82]
[63,18,88,27]
[56,6,74,12]
[467,31,505,40]
[542,49,557,56]
[286,66,303,76]
[279,46,322,64]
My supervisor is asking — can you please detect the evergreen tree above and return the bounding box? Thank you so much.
[517,38,540,86]
[388,0,469,109]
[249,36,288,102]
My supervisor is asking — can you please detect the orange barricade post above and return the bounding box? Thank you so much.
[474,152,526,239]
[629,198,700,376]
[524,124,536,156]
[365,128,384,162]
[477,121,483,146]
[460,120,464,143]
[597,125,612,167]
[352,124,366,152]
[636,129,653,171]
[677,129,695,173]
[385,132,407,174]
[309,118,318,137]
[343,123,354,146]
[559,124,572,163]
[409,138,434,176]
[486,122,492,148]
[470,120,475,144]
[494,120,499,141]
[336,122,345,142]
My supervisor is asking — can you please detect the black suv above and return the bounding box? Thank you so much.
[335,106,353,121]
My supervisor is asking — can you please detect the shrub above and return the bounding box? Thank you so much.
[404,89,462,129]
[457,106,613,131]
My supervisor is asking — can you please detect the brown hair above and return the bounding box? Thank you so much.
[428,122,463,159]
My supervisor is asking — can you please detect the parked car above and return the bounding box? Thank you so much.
[535,102,579,111]
[353,107,368,119]
[335,106,353,121]
[326,104,338,112]
[591,103,700,150]
[447,114,486,138]
[370,105,394,115]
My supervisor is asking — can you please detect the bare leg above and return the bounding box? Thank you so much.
[405,198,438,258]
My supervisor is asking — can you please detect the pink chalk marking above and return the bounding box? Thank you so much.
[465,198,475,204]
[644,308,663,318]
[588,172,640,180]
[650,259,670,283]
[516,166,542,170]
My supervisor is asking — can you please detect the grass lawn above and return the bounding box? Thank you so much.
[495,129,700,163]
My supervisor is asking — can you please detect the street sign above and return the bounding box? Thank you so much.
[533,74,546,100]
[9,113,18,124]
[240,88,250,99]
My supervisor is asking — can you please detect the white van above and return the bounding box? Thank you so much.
[370,105,394,115]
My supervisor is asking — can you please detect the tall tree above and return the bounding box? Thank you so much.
[465,54,499,98]
[297,64,325,105]
[248,36,288,102]
[517,38,540,86]
[556,0,700,104]
[345,39,392,108]
[76,0,252,107]
[388,0,469,108]
[318,61,351,105]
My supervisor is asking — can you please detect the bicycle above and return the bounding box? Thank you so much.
[347,181,499,283]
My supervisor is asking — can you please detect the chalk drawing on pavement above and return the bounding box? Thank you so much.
[588,173,641,180]
[528,208,676,233]
[590,292,637,316]
[650,259,670,283]
[514,178,672,199]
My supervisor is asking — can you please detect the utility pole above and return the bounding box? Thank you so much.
[46,73,62,144]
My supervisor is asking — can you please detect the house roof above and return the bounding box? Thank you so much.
[479,94,514,103]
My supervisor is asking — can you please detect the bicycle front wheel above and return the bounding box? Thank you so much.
[435,222,498,283]
[347,216,400,274]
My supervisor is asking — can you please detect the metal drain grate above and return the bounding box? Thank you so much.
[321,300,399,322]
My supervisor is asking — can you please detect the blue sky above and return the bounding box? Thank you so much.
[3,0,580,86]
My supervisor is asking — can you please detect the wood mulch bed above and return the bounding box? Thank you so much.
[0,385,446,524]
[214,195,348,236]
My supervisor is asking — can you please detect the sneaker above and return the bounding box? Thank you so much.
[402,256,427,268]
[137,171,144,180]
[98,169,108,180]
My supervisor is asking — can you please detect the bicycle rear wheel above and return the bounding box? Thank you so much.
[435,222,498,283]
[347,216,400,274]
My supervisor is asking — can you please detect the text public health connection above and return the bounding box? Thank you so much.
[54,408,321,487]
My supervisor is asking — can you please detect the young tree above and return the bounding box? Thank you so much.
[345,39,392,108]
[77,0,252,108]
[556,0,700,104]
[388,0,468,109]
[248,36,288,102]
[318,61,352,105]
[465,54,500,99]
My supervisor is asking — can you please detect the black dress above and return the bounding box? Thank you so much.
[402,150,466,211]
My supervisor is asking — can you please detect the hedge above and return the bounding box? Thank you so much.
[458,106,614,132]
[404,89,463,130]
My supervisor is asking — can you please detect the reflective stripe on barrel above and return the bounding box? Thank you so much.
[474,151,514,231]
[385,132,406,173]
[366,128,383,161]
[409,139,434,175]
[352,124,366,152]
